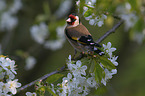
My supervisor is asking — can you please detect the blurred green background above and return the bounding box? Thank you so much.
[0,0,145,96]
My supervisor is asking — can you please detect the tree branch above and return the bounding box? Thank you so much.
[96,19,124,43]
[74,19,124,60]
[17,66,66,93]
[17,19,124,94]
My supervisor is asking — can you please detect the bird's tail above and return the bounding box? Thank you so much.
[94,43,102,47]
[93,47,104,56]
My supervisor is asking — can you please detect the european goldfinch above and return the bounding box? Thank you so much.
[65,13,104,57]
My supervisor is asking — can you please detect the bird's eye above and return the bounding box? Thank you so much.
[71,18,76,22]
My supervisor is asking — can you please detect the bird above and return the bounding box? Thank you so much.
[65,13,104,58]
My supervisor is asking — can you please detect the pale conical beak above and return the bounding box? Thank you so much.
[66,18,71,22]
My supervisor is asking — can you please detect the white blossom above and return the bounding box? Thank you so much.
[0,71,5,80]
[87,77,96,87]
[30,22,49,44]
[10,63,17,75]
[9,0,22,14]
[0,57,17,75]
[108,56,118,66]
[0,0,6,11]
[125,2,131,10]
[63,73,72,82]
[76,0,80,6]
[70,60,87,77]
[8,79,21,94]
[1,83,10,94]
[111,69,117,74]
[133,32,145,44]
[50,84,56,94]
[103,42,116,58]
[85,15,92,21]
[89,19,95,25]
[6,70,15,81]
[0,12,18,31]
[25,56,37,70]
[68,55,72,63]
[0,82,3,93]
[44,25,66,50]
[97,21,104,27]
[0,57,16,71]
[101,69,117,86]
[26,92,37,96]
[44,40,64,50]
[85,0,96,8]
[0,93,11,96]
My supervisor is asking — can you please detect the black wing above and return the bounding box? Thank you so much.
[78,35,102,47]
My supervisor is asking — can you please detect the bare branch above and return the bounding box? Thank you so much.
[17,66,66,93]
[96,19,124,43]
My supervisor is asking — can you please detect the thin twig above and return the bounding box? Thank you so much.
[113,15,121,20]
[17,66,65,93]
[96,19,124,43]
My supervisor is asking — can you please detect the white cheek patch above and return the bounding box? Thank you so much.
[66,18,71,22]
[74,16,79,26]
[75,16,79,23]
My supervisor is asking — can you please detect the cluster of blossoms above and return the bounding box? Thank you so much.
[116,2,145,44]
[50,55,97,96]
[49,42,118,96]
[30,23,66,51]
[101,42,118,85]
[0,0,22,31]
[76,0,107,27]
[116,2,138,31]
[0,56,21,95]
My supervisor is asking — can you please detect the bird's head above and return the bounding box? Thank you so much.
[66,13,80,27]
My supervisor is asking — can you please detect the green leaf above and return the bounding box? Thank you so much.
[99,56,116,70]
[46,74,64,84]
[36,86,46,96]
[95,85,107,95]
[93,59,105,83]
[46,86,57,96]
[89,60,95,73]
[84,8,93,17]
